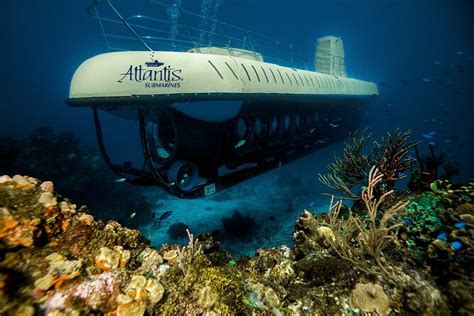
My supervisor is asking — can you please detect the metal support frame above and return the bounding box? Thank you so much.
[92,106,155,185]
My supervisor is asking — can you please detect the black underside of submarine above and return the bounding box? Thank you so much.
[91,99,363,198]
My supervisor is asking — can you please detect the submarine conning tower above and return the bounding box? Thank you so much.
[315,36,347,77]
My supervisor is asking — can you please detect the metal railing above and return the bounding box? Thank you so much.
[87,0,310,69]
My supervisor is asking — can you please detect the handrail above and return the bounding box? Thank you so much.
[88,0,309,68]
[105,0,152,51]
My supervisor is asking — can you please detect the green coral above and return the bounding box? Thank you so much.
[402,192,445,262]
[406,192,443,234]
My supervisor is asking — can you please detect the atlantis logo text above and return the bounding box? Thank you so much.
[118,60,183,88]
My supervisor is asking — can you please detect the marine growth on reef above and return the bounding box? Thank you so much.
[1,168,472,314]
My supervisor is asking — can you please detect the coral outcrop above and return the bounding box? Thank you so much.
[1,174,472,315]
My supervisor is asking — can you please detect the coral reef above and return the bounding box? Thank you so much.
[1,173,472,315]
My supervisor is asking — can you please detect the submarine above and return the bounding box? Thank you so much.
[66,0,378,198]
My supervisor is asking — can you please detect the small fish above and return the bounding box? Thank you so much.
[451,240,462,250]
[309,128,316,134]
[422,131,436,139]
[268,215,276,221]
[309,201,315,207]
[234,139,246,148]
[402,217,413,225]
[436,231,448,241]
[422,78,431,82]
[379,82,388,87]
[457,50,464,55]
[159,210,172,223]
[454,221,466,229]
[429,141,436,147]
[400,80,408,84]
[129,212,136,219]
[151,212,156,219]
[329,123,339,128]
[433,61,441,65]
[449,135,460,141]
[114,177,127,183]
[152,210,173,229]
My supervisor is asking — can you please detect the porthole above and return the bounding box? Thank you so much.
[270,117,278,133]
[236,118,247,139]
[255,117,267,137]
[284,115,290,129]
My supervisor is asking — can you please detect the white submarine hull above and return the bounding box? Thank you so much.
[66,50,377,120]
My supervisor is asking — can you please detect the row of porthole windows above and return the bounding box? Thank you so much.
[208,59,361,91]
[235,112,320,145]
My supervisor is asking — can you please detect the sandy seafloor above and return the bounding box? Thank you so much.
[139,142,340,257]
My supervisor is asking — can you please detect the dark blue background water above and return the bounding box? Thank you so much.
[1,0,473,255]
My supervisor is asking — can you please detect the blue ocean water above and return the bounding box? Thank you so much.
[1,0,473,257]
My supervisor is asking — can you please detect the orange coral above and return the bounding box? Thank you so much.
[62,219,71,232]
[53,271,81,289]
[0,208,40,248]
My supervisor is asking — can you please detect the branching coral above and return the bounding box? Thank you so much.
[176,229,202,291]
[357,167,407,273]
[319,129,371,199]
[373,129,418,191]
[325,167,406,279]
[319,129,417,199]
